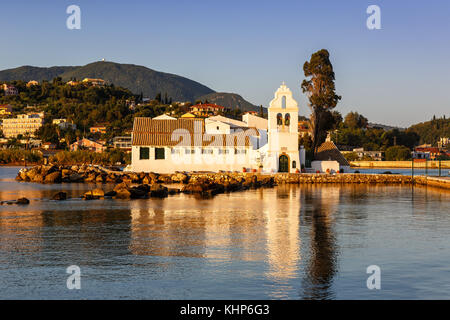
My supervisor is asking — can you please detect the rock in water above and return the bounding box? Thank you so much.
[150,184,169,198]
[113,188,132,199]
[44,171,62,183]
[17,198,30,205]
[104,190,117,197]
[52,192,67,200]
[84,188,105,199]
[91,188,105,197]
[69,173,83,182]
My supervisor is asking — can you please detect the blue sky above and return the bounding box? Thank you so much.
[1,0,449,127]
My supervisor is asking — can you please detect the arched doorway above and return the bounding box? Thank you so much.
[279,155,289,173]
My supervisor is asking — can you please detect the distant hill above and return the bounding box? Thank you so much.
[196,92,258,112]
[58,62,214,102]
[408,117,449,145]
[0,66,77,82]
[368,122,405,131]
[0,62,257,106]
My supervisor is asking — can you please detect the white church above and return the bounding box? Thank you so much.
[128,83,306,173]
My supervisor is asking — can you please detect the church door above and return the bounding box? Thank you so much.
[279,155,289,173]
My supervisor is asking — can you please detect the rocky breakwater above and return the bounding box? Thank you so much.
[273,173,412,185]
[81,172,275,200]
[15,164,190,185]
[182,173,276,197]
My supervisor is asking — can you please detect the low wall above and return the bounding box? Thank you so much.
[350,160,450,169]
[273,173,412,185]
[414,176,450,189]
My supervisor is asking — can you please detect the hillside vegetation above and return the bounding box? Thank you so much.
[0,61,262,106]
[408,117,450,145]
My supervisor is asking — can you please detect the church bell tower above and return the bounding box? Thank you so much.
[267,83,300,173]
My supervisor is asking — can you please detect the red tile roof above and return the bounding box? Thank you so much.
[132,117,258,147]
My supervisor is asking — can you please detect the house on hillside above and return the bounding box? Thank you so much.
[53,119,77,130]
[298,121,310,137]
[0,104,13,116]
[412,147,442,160]
[352,148,384,161]
[2,84,18,96]
[89,125,107,134]
[26,80,39,87]
[70,138,106,153]
[189,103,230,117]
[1,112,44,138]
[82,78,106,87]
[113,136,132,151]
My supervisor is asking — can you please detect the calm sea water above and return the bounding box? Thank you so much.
[354,168,450,177]
[0,166,449,299]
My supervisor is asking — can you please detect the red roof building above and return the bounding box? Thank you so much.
[189,103,230,117]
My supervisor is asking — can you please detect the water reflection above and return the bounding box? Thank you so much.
[299,185,339,300]
[1,166,450,299]
[264,185,301,296]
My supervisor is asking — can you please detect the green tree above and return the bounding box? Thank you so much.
[301,49,341,153]
[385,145,411,161]
[344,152,360,162]
[344,111,368,129]
[35,124,59,144]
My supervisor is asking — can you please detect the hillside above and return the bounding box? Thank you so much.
[368,122,405,131]
[196,92,258,112]
[0,62,254,105]
[59,62,214,102]
[0,66,77,82]
[408,117,450,145]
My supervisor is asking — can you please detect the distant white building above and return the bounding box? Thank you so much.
[128,83,304,173]
[2,84,18,96]
[52,119,77,130]
[2,112,44,138]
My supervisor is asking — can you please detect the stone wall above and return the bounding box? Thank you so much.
[350,160,450,169]
[414,176,450,189]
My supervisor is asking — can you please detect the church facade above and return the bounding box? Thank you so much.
[128,84,304,173]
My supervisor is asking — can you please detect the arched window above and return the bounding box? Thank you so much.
[281,96,286,109]
[277,113,283,126]
[285,113,290,126]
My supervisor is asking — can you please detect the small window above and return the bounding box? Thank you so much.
[285,114,290,126]
[155,147,165,160]
[216,126,219,130]
[281,96,287,109]
[139,147,149,160]
[292,160,296,169]
[277,113,283,126]
[185,148,195,154]
[202,149,213,154]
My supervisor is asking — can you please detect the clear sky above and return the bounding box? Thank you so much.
[1,0,449,127]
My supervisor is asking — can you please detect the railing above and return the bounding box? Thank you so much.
[412,158,445,178]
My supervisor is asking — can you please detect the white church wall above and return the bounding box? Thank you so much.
[242,113,268,130]
[131,145,258,173]
[311,160,340,173]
